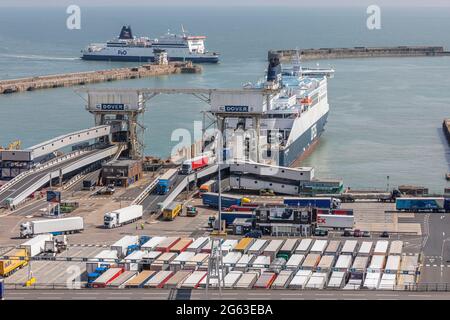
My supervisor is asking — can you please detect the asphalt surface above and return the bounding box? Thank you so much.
[3,288,450,300]
[141,175,186,213]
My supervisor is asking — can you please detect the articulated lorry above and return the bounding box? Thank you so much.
[0,248,28,277]
[396,197,450,212]
[104,205,143,228]
[156,169,178,195]
[20,217,84,238]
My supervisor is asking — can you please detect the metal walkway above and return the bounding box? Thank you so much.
[0,145,121,207]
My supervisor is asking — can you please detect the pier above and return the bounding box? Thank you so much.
[270,46,450,61]
[0,62,201,94]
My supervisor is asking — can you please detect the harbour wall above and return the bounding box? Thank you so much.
[444,119,450,145]
[0,62,201,94]
[270,46,450,61]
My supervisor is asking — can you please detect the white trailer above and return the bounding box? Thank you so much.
[111,235,139,258]
[224,271,243,288]
[351,256,369,271]
[368,255,386,272]
[295,238,313,254]
[104,205,143,229]
[358,241,373,256]
[252,255,271,269]
[124,250,147,271]
[86,250,118,274]
[341,240,358,255]
[363,272,381,289]
[334,255,353,271]
[235,271,259,289]
[20,217,84,238]
[248,239,268,255]
[180,271,207,289]
[310,239,328,255]
[385,255,401,273]
[223,252,242,267]
[271,270,294,289]
[324,240,341,255]
[289,270,313,289]
[170,252,196,271]
[186,237,209,253]
[317,214,354,229]
[235,254,256,271]
[305,272,327,289]
[20,234,53,257]
[141,237,166,251]
[221,239,238,254]
[373,240,389,255]
[327,271,346,288]
[263,239,284,260]
[400,254,419,274]
[286,254,305,271]
[378,273,396,290]
[389,241,403,255]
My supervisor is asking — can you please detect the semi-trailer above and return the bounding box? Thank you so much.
[317,255,335,271]
[324,240,341,256]
[289,270,312,289]
[389,241,403,255]
[295,238,313,254]
[86,250,118,274]
[396,197,450,212]
[248,239,268,255]
[186,237,209,253]
[363,272,382,289]
[111,235,139,258]
[155,237,180,252]
[400,254,419,274]
[221,211,254,225]
[344,271,364,290]
[341,240,358,256]
[373,240,389,255]
[199,180,217,193]
[368,255,386,272]
[301,253,321,269]
[82,178,97,190]
[150,252,178,271]
[235,271,259,289]
[19,234,53,257]
[378,273,396,290]
[235,254,256,272]
[305,272,327,289]
[385,255,401,274]
[20,217,84,238]
[351,256,369,271]
[223,252,243,267]
[310,239,328,255]
[224,270,243,288]
[358,241,373,256]
[271,270,294,289]
[286,254,305,271]
[180,153,211,175]
[170,238,193,253]
[108,271,137,288]
[317,214,354,229]
[263,239,284,260]
[170,252,196,271]
[234,238,255,253]
[164,270,192,289]
[156,169,178,195]
[201,192,247,209]
[124,250,147,271]
[252,255,271,269]
[104,205,143,228]
[327,271,346,288]
[283,197,341,209]
[0,248,28,277]
[254,272,277,289]
[144,270,174,288]
[180,270,207,289]
[163,202,182,221]
[125,270,156,288]
[91,267,124,288]
[278,238,298,258]
[141,236,166,251]
[334,254,353,271]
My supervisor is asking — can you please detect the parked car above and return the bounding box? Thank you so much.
[314,228,329,237]
[245,230,262,238]
[353,229,363,237]
[342,230,353,237]
[380,231,390,238]
[362,231,371,237]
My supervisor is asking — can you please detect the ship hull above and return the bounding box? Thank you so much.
[279,110,328,167]
[81,54,219,63]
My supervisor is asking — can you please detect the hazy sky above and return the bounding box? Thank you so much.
[1,0,450,7]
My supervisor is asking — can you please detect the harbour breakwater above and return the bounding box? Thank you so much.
[0,62,201,94]
[270,46,450,61]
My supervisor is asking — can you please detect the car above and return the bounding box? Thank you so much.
[342,230,353,237]
[362,231,371,237]
[245,230,262,238]
[208,216,216,228]
[259,188,275,196]
[380,231,390,238]
[353,229,363,237]
[314,228,329,237]
[186,205,198,217]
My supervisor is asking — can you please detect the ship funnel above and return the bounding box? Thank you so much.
[266,52,281,83]
[119,25,133,39]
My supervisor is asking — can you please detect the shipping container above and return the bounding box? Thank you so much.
[358,241,373,256]
[235,271,259,289]
[288,270,313,289]
[317,255,335,270]
[334,255,353,270]
[378,273,396,290]
[224,271,243,288]
[170,238,193,253]
[385,255,401,273]
[254,272,277,289]
[180,270,208,288]
[92,267,124,288]
[141,236,166,251]
[235,254,256,271]
[351,256,369,271]
[327,271,346,288]
[20,234,53,257]
[301,253,321,269]
[286,254,305,271]
[363,272,381,289]
[295,238,313,253]
[389,241,403,255]
[324,240,341,255]
[263,239,284,260]
[310,239,328,255]
[111,235,139,258]
[164,270,193,289]
[144,270,174,288]
[341,240,358,255]
[305,272,327,289]
[124,250,147,271]
[234,238,255,253]
[223,252,243,267]
[125,270,156,288]
[155,237,181,252]
[248,239,268,255]
[108,271,137,288]
[368,255,386,272]
[373,240,389,255]
[271,270,294,289]
[186,237,209,253]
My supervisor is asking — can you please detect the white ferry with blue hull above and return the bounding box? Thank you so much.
[81,26,219,63]
[223,53,333,167]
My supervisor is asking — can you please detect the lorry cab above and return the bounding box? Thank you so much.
[104,212,117,228]
[19,222,32,238]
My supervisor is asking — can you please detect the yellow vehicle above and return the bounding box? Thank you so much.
[0,248,28,277]
[163,202,182,221]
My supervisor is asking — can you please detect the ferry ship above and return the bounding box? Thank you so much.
[222,53,334,167]
[81,26,219,63]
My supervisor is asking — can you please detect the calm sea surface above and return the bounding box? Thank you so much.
[0,6,449,191]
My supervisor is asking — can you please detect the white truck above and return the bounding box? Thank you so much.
[20,217,84,238]
[19,234,53,256]
[111,235,139,258]
[104,205,143,229]
[317,214,354,229]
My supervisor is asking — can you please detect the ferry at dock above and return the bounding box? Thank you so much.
[81,26,219,63]
[223,53,334,167]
